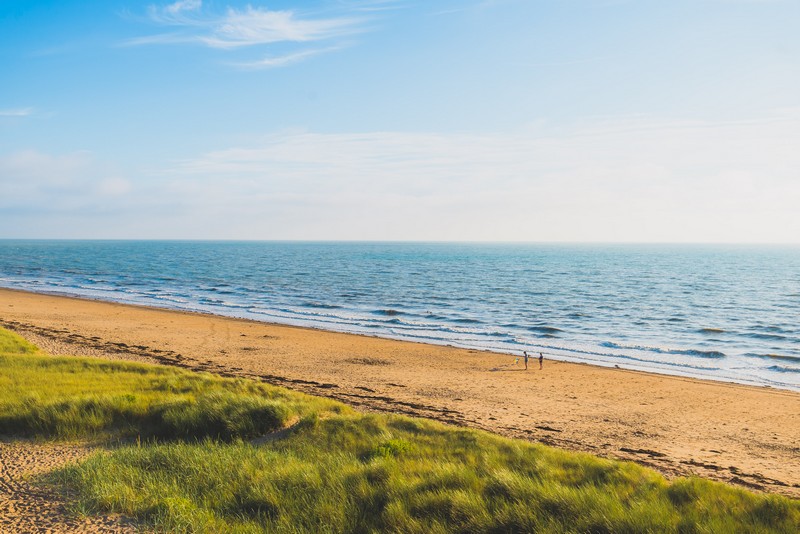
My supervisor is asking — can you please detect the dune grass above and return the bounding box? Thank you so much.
[1,327,798,533]
[0,328,341,441]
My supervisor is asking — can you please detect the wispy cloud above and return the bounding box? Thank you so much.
[8,112,799,241]
[342,0,405,13]
[0,108,34,117]
[0,150,132,211]
[199,7,360,49]
[157,112,800,242]
[125,1,373,68]
[232,47,340,70]
[164,0,202,14]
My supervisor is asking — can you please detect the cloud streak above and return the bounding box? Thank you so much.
[125,1,370,68]
[232,47,340,70]
[198,7,360,49]
[0,108,34,117]
[164,0,201,14]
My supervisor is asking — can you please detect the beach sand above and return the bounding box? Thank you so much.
[0,439,137,533]
[2,287,799,499]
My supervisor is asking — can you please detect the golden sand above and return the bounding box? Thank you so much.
[2,287,798,497]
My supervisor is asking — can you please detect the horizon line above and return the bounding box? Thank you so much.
[1,238,799,247]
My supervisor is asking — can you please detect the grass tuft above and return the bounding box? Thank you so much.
[368,438,414,460]
[144,391,291,441]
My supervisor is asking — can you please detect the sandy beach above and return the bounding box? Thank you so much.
[0,439,137,533]
[2,287,799,499]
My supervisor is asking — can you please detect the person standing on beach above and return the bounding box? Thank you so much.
[523,351,530,370]
[539,352,543,370]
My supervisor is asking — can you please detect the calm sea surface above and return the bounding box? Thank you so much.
[1,241,798,391]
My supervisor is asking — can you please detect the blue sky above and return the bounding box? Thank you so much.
[2,0,799,241]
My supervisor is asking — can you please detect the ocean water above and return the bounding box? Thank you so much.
[0,240,798,391]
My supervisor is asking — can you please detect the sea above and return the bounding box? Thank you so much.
[0,240,798,391]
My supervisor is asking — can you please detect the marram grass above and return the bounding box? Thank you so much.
[0,328,340,441]
[1,328,798,533]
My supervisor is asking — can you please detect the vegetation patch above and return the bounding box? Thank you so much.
[1,328,798,533]
[0,329,339,441]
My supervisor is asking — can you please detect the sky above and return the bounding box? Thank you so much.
[2,0,799,242]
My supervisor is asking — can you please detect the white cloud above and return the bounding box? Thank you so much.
[126,2,368,68]
[0,108,34,117]
[0,150,132,210]
[159,112,800,242]
[199,7,360,49]
[97,177,133,196]
[165,0,201,14]
[4,112,799,241]
[232,47,340,69]
[348,0,405,13]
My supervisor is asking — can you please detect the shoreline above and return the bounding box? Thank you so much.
[2,287,799,497]
[2,284,794,393]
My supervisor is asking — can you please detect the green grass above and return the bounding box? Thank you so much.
[0,328,341,440]
[1,327,798,533]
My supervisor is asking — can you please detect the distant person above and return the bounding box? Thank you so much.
[539,352,543,370]
[523,351,530,370]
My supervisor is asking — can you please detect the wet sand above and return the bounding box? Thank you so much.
[2,287,799,498]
